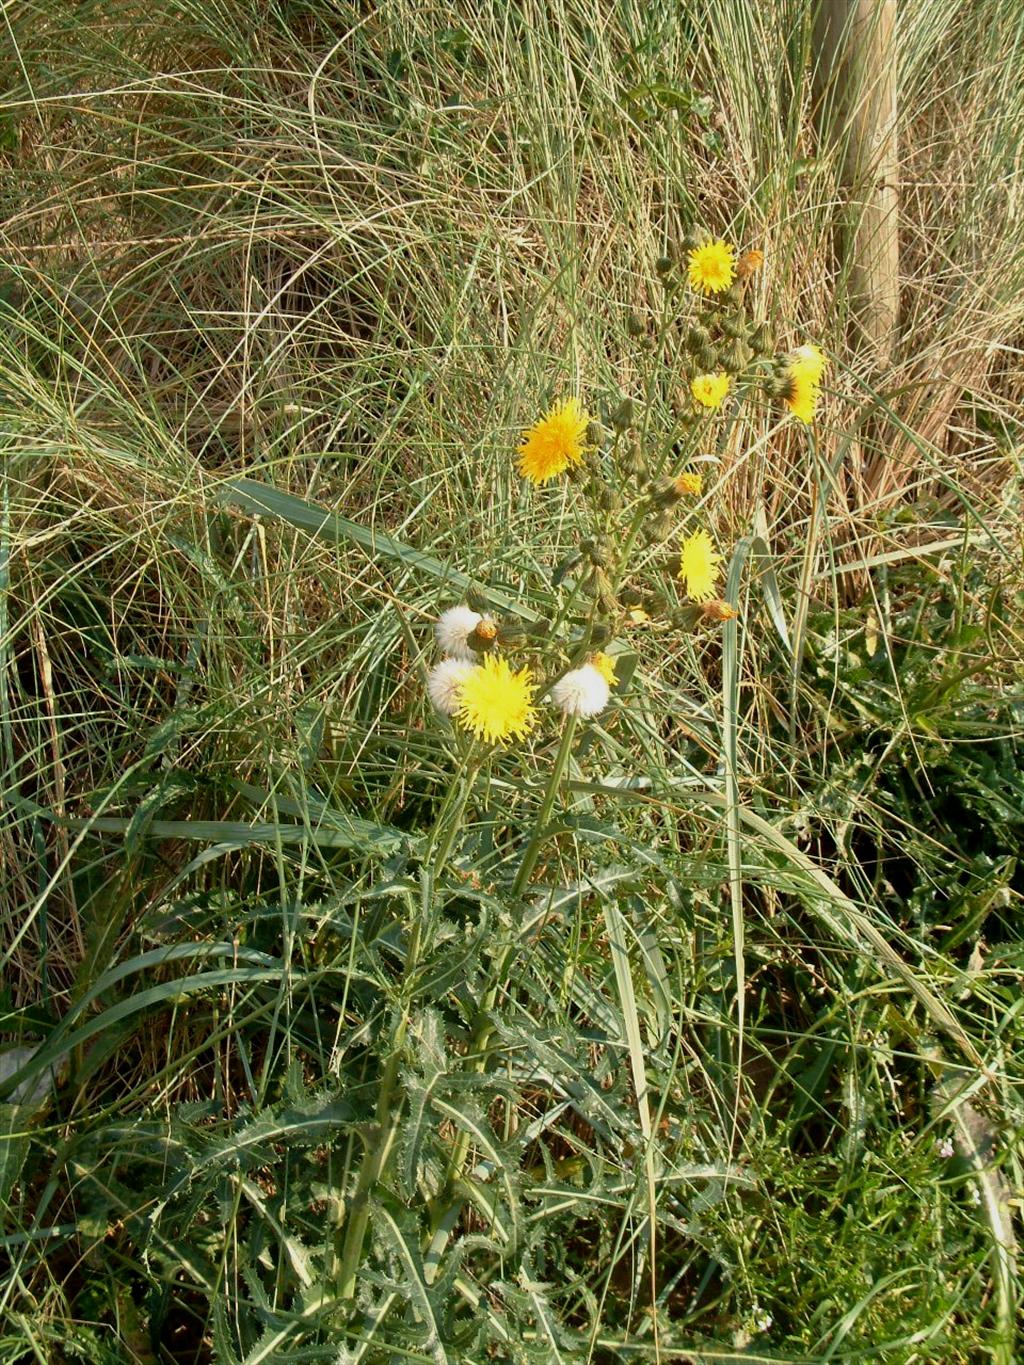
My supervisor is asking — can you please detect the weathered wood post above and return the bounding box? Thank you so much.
[813,0,899,367]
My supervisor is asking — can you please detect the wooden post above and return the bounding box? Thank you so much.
[814,0,899,367]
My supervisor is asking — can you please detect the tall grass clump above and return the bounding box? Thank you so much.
[1,0,1021,1360]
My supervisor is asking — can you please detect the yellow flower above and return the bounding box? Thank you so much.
[690,372,731,410]
[782,370,817,423]
[517,397,590,485]
[674,471,703,497]
[457,654,537,743]
[791,344,827,383]
[781,343,828,424]
[678,529,722,603]
[687,239,736,295]
[590,651,617,686]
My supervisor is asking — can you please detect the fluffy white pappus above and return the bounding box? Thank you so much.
[549,664,610,718]
[435,605,481,660]
[427,658,474,716]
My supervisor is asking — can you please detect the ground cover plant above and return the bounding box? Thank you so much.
[1,0,1022,1360]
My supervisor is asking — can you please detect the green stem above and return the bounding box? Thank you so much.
[335,746,481,1298]
[430,755,481,877]
[510,715,578,898]
[334,920,420,1299]
[432,716,578,1227]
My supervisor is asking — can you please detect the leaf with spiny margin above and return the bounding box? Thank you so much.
[373,1205,451,1364]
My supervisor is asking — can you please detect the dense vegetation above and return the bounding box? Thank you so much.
[1,1,1021,1361]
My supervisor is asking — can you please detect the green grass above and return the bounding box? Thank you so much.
[1,0,1022,1361]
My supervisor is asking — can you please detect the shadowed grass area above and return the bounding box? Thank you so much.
[0,1,1021,1361]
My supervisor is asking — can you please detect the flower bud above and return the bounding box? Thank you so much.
[722,340,751,374]
[497,619,528,645]
[736,249,764,280]
[466,585,490,614]
[627,313,647,337]
[621,439,645,478]
[655,254,674,277]
[650,478,682,510]
[610,396,635,432]
[685,324,711,354]
[724,282,744,307]
[682,227,705,251]
[467,618,498,652]
[722,314,747,339]
[750,324,769,353]
[703,598,738,622]
[586,419,606,448]
[599,487,623,513]
[620,586,643,607]
[671,605,703,630]
[649,510,674,541]
[697,344,719,373]
[588,622,612,646]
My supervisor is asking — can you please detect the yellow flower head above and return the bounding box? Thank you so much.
[674,471,703,497]
[678,529,722,603]
[690,372,731,410]
[781,343,828,424]
[791,344,827,383]
[687,239,736,295]
[517,397,590,485]
[457,654,537,744]
[589,651,617,686]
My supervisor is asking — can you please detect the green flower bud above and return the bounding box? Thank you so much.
[466,585,490,614]
[496,619,527,647]
[722,339,751,374]
[599,487,623,513]
[649,511,674,541]
[621,440,645,478]
[620,586,643,608]
[671,605,703,630]
[627,314,647,338]
[610,396,635,433]
[655,254,674,277]
[685,323,711,354]
[724,283,744,307]
[586,419,606,448]
[750,324,769,353]
[468,619,499,652]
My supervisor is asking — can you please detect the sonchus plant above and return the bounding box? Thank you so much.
[425,231,826,746]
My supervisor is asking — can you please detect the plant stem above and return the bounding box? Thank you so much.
[432,716,578,1225]
[335,747,481,1298]
[334,919,420,1299]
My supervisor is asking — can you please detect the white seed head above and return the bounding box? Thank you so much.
[550,663,610,718]
[435,605,482,660]
[427,658,474,715]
